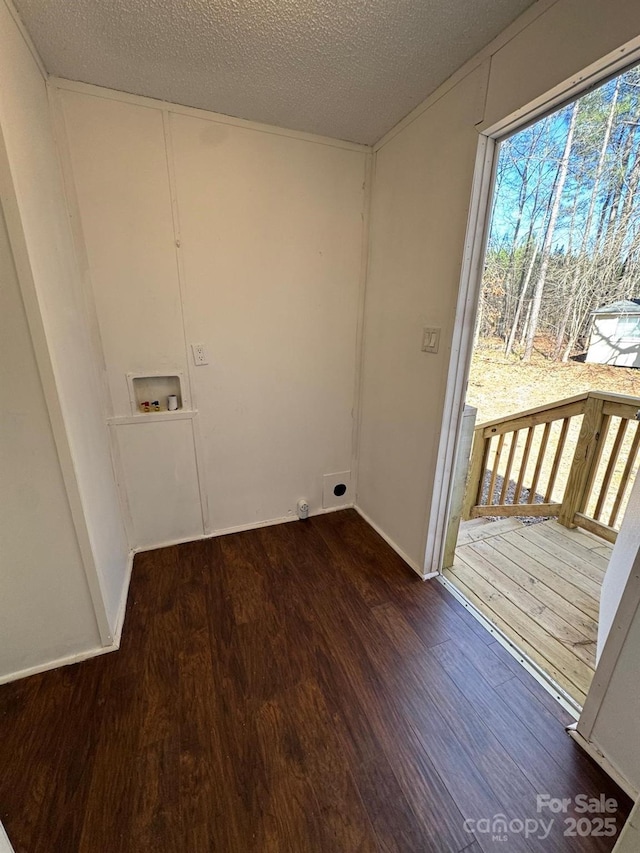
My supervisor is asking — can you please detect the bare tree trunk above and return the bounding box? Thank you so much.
[501,157,532,337]
[586,78,620,248]
[554,293,575,358]
[520,300,532,349]
[552,82,620,360]
[523,101,580,361]
[505,241,539,356]
[503,126,551,356]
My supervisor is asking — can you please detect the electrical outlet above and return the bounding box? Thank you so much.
[422,327,441,353]
[191,343,209,366]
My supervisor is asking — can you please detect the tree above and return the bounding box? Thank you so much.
[523,100,580,361]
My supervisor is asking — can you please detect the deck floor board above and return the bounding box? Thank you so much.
[444,518,612,707]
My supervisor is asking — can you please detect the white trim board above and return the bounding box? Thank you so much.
[568,726,639,802]
[107,409,197,426]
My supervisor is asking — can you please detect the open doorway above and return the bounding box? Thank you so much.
[442,63,640,712]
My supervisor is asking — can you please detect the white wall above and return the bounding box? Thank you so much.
[357,67,484,569]
[0,0,129,640]
[598,475,640,656]
[0,177,101,677]
[358,0,640,570]
[56,84,368,545]
[575,475,640,796]
[588,593,640,794]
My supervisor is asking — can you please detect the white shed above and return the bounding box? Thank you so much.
[586,299,640,368]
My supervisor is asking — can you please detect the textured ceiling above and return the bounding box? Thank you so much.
[14,0,536,144]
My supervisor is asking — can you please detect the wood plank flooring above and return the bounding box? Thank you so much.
[444,519,612,707]
[0,510,629,852]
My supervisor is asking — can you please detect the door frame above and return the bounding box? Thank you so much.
[425,33,640,575]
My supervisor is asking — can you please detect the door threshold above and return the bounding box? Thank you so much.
[437,574,581,719]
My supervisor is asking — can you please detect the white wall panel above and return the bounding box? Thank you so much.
[59,91,189,417]
[57,87,367,541]
[115,419,204,548]
[358,69,482,567]
[170,113,365,530]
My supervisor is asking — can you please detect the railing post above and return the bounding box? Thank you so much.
[443,406,477,568]
[558,394,606,529]
[462,426,488,521]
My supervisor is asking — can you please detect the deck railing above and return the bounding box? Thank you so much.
[461,390,640,543]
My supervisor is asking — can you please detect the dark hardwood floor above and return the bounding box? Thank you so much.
[0,509,630,852]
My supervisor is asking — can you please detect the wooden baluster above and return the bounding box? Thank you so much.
[462,430,490,520]
[487,433,505,505]
[559,395,606,529]
[528,421,551,504]
[500,431,519,504]
[513,426,534,504]
[609,422,640,528]
[545,417,570,502]
[582,414,610,515]
[594,418,628,521]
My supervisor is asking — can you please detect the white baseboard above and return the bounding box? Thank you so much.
[353,505,425,578]
[568,727,639,801]
[0,550,133,686]
[0,641,116,686]
[133,503,354,554]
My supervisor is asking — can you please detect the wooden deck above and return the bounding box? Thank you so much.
[444,518,612,707]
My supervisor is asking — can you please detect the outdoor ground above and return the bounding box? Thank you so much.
[464,337,640,526]
[467,337,640,423]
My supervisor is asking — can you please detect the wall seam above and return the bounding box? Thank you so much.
[350,150,374,501]
[161,109,211,535]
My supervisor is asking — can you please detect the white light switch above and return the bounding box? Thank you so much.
[422,327,441,353]
[191,343,209,366]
